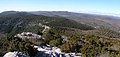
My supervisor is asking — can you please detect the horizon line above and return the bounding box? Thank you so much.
[0,10,120,17]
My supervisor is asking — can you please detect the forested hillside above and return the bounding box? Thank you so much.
[1,11,120,57]
[0,11,94,34]
[30,11,120,31]
[0,11,94,56]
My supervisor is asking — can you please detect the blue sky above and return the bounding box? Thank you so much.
[0,0,120,16]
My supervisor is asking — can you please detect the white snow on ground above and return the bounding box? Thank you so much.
[34,46,61,57]
[4,46,81,57]
[34,46,61,54]
[14,32,41,39]
[39,23,50,33]
[3,51,29,57]
[14,24,50,39]
[34,46,81,57]
[42,25,50,33]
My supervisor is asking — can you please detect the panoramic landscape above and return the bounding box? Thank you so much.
[1,0,120,57]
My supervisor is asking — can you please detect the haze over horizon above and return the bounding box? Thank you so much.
[0,0,120,16]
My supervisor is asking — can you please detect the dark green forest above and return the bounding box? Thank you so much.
[0,11,120,57]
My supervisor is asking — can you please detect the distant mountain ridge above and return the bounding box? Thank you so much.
[29,11,120,31]
[0,11,120,31]
[0,11,94,35]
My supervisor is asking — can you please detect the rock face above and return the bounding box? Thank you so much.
[3,52,29,57]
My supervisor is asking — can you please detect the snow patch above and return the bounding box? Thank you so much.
[3,51,29,57]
